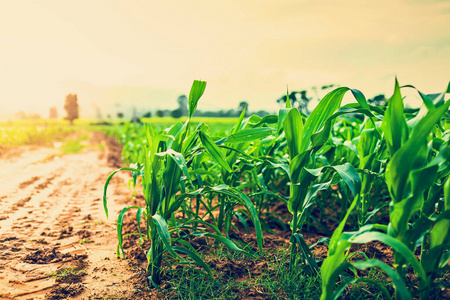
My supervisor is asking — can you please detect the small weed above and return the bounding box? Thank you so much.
[51,267,85,278]
[79,238,93,245]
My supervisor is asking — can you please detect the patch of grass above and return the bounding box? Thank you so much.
[51,267,85,278]
[160,245,322,299]
[342,267,392,300]
[60,139,84,154]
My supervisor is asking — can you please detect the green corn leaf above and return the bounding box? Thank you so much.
[310,104,379,150]
[330,163,361,198]
[231,188,264,254]
[291,233,319,275]
[350,260,410,300]
[301,87,349,153]
[277,108,291,135]
[189,80,207,118]
[230,104,247,134]
[381,78,408,156]
[289,163,361,220]
[422,210,450,274]
[136,207,146,236]
[203,232,255,258]
[171,246,213,277]
[116,206,141,258]
[156,149,192,184]
[152,214,185,262]
[198,131,232,172]
[227,127,274,143]
[320,208,362,300]
[284,108,303,159]
[402,84,435,111]
[346,231,427,282]
[387,99,450,203]
[445,176,450,210]
[249,114,278,127]
[103,167,140,218]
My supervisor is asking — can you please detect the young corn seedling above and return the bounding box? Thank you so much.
[281,86,378,273]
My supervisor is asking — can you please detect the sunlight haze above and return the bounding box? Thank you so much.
[0,0,449,119]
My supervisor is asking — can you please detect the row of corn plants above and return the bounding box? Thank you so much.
[103,79,450,298]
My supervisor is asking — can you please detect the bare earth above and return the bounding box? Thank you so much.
[0,132,139,300]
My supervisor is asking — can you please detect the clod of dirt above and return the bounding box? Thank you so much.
[23,248,72,264]
[58,226,74,239]
[190,236,208,250]
[45,283,84,299]
[77,229,91,239]
[208,257,259,280]
[83,214,93,221]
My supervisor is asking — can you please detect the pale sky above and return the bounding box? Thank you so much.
[0,0,449,119]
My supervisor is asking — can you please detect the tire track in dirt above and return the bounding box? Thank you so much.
[0,132,139,300]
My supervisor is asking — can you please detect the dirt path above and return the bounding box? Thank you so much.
[0,132,139,299]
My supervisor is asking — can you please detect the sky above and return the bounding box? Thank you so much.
[0,0,449,119]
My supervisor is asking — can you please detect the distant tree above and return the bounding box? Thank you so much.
[49,106,58,119]
[156,110,165,118]
[14,111,26,120]
[142,111,152,118]
[277,90,311,114]
[171,108,183,118]
[368,94,387,107]
[64,94,79,125]
[28,113,41,120]
[177,95,188,116]
[117,112,124,119]
[132,107,139,123]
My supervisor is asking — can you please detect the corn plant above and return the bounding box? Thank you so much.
[280,86,383,272]
[320,80,450,300]
[103,80,255,286]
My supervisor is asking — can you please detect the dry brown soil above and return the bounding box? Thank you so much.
[0,132,142,299]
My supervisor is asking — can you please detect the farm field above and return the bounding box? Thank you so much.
[1,80,450,299]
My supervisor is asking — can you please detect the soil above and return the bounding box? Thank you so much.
[0,131,144,299]
[0,131,447,299]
